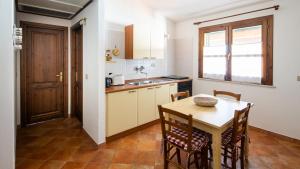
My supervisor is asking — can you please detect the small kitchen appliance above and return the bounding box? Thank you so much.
[105,77,113,87]
[112,74,125,86]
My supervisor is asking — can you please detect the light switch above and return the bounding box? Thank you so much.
[297,75,300,81]
[85,74,88,80]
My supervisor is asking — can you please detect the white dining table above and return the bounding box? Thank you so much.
[162,94,252,169]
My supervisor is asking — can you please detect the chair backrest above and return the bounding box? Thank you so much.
[171,91,190,102]
[231,103,252,144]
[213,90,241,101]
[158,105,193,152]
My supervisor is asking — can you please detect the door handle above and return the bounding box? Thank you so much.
[56,72,63,82]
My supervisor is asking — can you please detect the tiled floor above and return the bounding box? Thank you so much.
[16,118,300,169]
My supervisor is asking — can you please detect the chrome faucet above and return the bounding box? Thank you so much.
[140,71,148,79]
[135,66,148,79]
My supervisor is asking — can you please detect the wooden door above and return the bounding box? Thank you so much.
[71,26,83,122]
[21,22,68,126]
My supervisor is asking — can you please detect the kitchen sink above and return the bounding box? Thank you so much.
[128,79,174,86]
[128,80,154,86]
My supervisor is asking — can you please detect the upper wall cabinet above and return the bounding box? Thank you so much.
[125,23,151,59]
[151,17,165,59]
[125,18,165,59]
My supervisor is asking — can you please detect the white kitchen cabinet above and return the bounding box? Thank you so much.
[169,83,178,102]
[155,84,170,118]
[125,24,151,59]
[106,82,178,137]
[125,19,165,59]
[106,90,138,136]
[151,16,165,59]
[137,87,156,125]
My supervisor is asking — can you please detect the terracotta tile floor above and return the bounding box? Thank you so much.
[16,118,300,169]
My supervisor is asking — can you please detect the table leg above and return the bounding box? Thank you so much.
[212,130,222,169]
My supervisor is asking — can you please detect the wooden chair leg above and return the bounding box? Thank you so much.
[194,153,200,169]
[200,147,208,169]
[223,147,228,167]
[208,144,213,159]
[176,148,181,164]
[187,153,192,169]
[231,147,237,169]
[240,137,245,169]
[163,141,168,169]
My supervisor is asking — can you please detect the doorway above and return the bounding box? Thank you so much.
[71,24,83,122]
[20,21,68,127]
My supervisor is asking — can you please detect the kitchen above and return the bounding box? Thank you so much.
[102,0,300,169]
[104,1,193,141]
[2,0,300,169]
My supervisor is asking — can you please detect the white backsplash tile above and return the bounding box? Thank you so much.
[105,57,125,76]
[105,57,167,80]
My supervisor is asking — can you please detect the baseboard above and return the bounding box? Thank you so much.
[106,119,160,142]
[249,125,300,144]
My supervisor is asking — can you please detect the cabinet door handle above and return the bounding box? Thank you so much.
[170,84,175,86]
[147,87,154,90]
[128,90,136,93]
[155,86,161,88]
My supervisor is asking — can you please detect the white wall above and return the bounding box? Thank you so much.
[72,0,106,144]
[104,0,153,25]
[15,12,72,125]
[166,19,176,75]
[0,0,16,168]
[175,0,300,139]
[104,0,176,79]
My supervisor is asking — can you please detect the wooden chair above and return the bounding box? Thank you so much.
[207,90,242,160]
[171,91,190,102]
[213,90,241,101]
[158,105,209,169]
[222,103,252,169]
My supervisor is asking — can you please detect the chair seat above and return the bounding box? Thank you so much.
[221,127,243,146]
[167,127,209,152]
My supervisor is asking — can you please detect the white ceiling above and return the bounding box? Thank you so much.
[18,0,91,19]
[140,0,272,21]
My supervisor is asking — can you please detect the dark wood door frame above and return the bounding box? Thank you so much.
[20,21,68,127]
[71,23,83,121]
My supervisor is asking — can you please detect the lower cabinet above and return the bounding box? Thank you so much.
[138,87,156,125]
[106,89,138,136]
[106,83,178,137]
[169,83,178,101]
[155,85,171,118]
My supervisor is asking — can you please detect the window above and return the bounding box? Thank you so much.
[199,16,273,85]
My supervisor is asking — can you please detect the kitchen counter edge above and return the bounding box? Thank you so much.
[106,78,192,94]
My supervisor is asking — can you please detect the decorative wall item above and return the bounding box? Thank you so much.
[13,25,22,50]
[106,50,112,61]
[112,45,120,56]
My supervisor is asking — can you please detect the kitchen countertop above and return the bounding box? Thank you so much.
[106,78,192,94]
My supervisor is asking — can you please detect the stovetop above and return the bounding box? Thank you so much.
[161,75,189,80]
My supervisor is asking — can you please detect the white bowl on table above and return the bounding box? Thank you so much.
[193,96,218,107]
